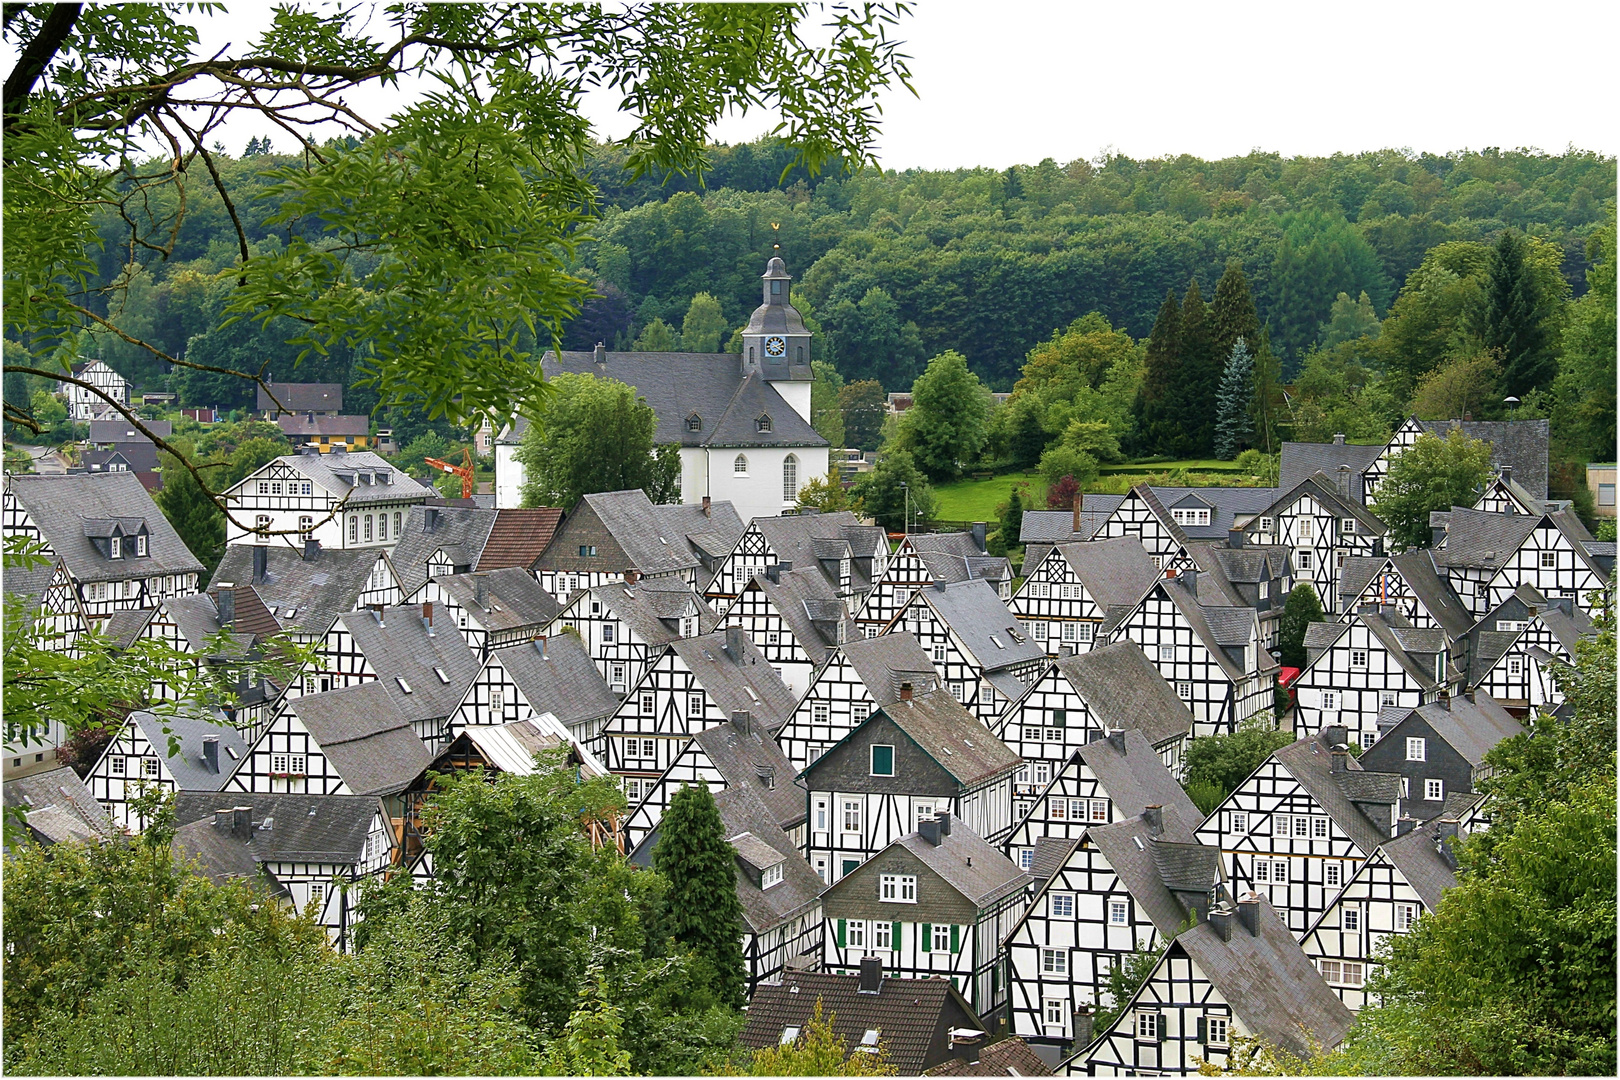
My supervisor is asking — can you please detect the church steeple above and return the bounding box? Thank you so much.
[741,255,812,382]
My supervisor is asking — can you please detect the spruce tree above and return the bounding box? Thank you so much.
[1135,289,1182,456]
[1210,259,1261,364]
[1485,229,1557,397]
[154,453,225,577]
[1249,328,1284,454]
[1175,278,1216,457]
[999,488,1025,545]
[1212,338,1254,460]
[653,782,746,1009]
[1277,582,1325,669]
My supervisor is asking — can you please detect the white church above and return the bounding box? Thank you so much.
[495,257,829,523]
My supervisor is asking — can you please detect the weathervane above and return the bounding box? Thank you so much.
[771,221,780,252]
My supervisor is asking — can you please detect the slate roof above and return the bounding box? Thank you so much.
[671,630,798,732]
[1280,439,1385,501]
[1019,498,1128,543]
[1084,812,1214,935]
[1432,506,1540,569]
[656,499,747,567]
[286,681,433,796]
[740,566,857,666]
[1145,484,1281,539]
[1030,836,1078,887]
[714,783,824,935]
[878,690,1021,788]
[740,970,986,1077]
[1058,642,1197,749]
[251,451,432,505]
[4,767,115,846]
[691,718,806,830]
[1338,550,1474,640]
[1417,418,1550,500]
[333,602,481,727]
[1376,822,1460,911]
[276,413,369,439]
[7,472,203,583]
[927,1036,1054,1076]
[208,543,377,637]
[1239,472,1387,536]
[1154,577,1273,683]
[89,418,173,445]
[488,634,619,732]
[892,817,1027,908]
[432,568,560,632]
[839,631,942,706]
[1056,537,1162,608]
[747,511,885,595]
[390,505,499,596]
[540,351,826,448]
[575,489,709,577]
[921,578,1046,673]
[910,531,1012,587]
[1074,728,1202,825]
[575,577,718,646]
[84,442,160,474]
[257,382,343,414]
[1,560,60,616]
[1307,610,1444,688]
[1272,733,1403,854]
[1383,695,1523,768]
[118,710,248,792]
[173,791,379,863]
[478,508,565,571]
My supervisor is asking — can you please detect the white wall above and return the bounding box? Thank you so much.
[495,442,524,508]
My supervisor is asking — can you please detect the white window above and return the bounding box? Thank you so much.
[1540,550,1557,568]
[1230,812,1248,833]
[1135,1012,1158,1040]
[1075,622,1094,643]
[1254,858,1287,883]
[258,481,269,495]
[1325,863,1341,887]
[272,753,289,774]
[377,514,388,541]
[1394,903,1418,931]
[1041,947,1066,974]
[1033,621,1048,641]
[811,700,831,725]
[880,874,917,903]
[1343,906,1360,931]
[610,662,626,688]
[1016,848,1034,871]
[815,800,828,831]
[1033,761,1051,786]
[932,643,946,663]
[873,921,891,949]
[915,804,935,827]
[1296,549,1313,571]
[733,454,748,475]
[762,863,783,889]
[1425,778,1444,801]
[847,919,865,947]
[1206,1015,1229,1046]
[1405,737,1426,762]
[364,515,373,542]
[309,882,324,904]
[396,676,412,694]
[1108,899,1129,925]
[1380,691,1398,708]
[1045,999,1066,1027]
[1350,649,1368,668]
[842,800,861,833]
[602,622,615,644]
[348,516,358,543]
[933,924,951,951]
[687,692,704,718]
[1299,517,1314,539]
[640,738,656,759]
[136,534,149,557]
[1050,892,1075,918]
[1050,798,1067,820]
[1159,645,1175,663]
[1321,691,1338,711]
[289,755,306,775]
[1176,682,1193,700]
[490,689,504,712]
[780,1026,801,1045]
[1259,516,1274,532]
[1507,656,1524,679]
[1088,800,1110,822]
[639,691,654,712]
[256,515,273,537]
[1312,816,1329,839]
[1320,960,1364,986]
[851,702,870,723]
[782,455,799,501]
[624,778,643,803]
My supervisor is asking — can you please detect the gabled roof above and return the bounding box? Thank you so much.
[256,382,343,414]
[888,818,1027,908]
[838,631,941,707]
[173,791,379,863]
[654,500,747,568]
[488,635,620,731]
[1432,506,1541,569]
[209,543,377,637]
[1019,497,1127,543]
[1084,812,1214,935]
[124,710,248,792]
[284,681,432,796]
[1279,439,1384,500]
[247,451,432,505]
[909,531,1012,586]
[573,577,718,646]
[576,489,704,577]
[866,691,1021,789]
[1239,471,1387,536]
[714,782,824,933]
[4,767,114,846]
[1272,733,1403,854]
[747,511,884,594]
[691,718,806,831]
[84,442,159,473]
[1307,609,1444,688]
[919,579,1046,673]
[706,372,830,448]
[1143,484,1281,539]
[334,602,481,726]
[1380,695,1523,768]
[1057,643,1196,749]
[1376,822,1460,910]
[1417,417,1549,500]
[432,568,560,632]
[670,630,798,732]
[1074,728,1202,825]
[926,1036,1054,1076]
[275,413,369,438]
[1339,550,1475,640]
[390,505,499,596]
[737,566,856,667]
[1056,537,1162,608]
[1152,577,1273,682]
[478,508,565,571]
[7,473,203,583]
[89,418,172,445]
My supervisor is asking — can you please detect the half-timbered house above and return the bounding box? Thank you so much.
[895,578,1047,726]
[1018,498,1128,575]
[2,557,88,666]
[209,541,400,644]
[445,633,619,745]
[1431,505,1609,618]
[1472,464,1551,516]
[405,567,559,657]
[171,792,396,947]
[1194,726,1403,936]
[855,527,1010,639]
[704,510,887,613]
[226,681,433,816]
[999,642,1195,810]
[1066,893,1353,1076]
[1336,549,1474,644]
[1095,485,1279,574]
[1235,473,1386,615]
[1011,537,1161,657]
[1104,571,1276,737]
[1188,542,1295,648]
[389,504,563,599]
[1299,819,1459,1010]
[222,449,433,551]
[776,631,938,773]
[822,812,1029,1021]
[60,358,130,420]
[720,562,856,696]
[546,576,717,696]
[1004,804,1216,1054]
[87,709,248,831]
[1360,695,1522,822]
[5,472,202,626]
[801,688,1020,884]
[592,627,796,802]
[1293,610,1449,746]
[1462,587,1595,710]
[1363,416,1550,503]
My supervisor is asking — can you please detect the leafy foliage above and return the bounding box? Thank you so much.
[1370,430,1494,550]
[654,783,748,1009]
[1182,721,1295,814]
[1276,581,1325,669]
[712,1000,897,1076]
[516,373,681,509]
[851,449,935,532]
[838,379,888,451]
[893,350,991,480]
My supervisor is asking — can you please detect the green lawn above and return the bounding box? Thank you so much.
[933,473,1047,521]
[1098,459,1244,474]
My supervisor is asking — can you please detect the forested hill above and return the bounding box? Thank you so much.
[72,142,1614,396]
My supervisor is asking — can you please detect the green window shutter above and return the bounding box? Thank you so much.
[921,923,932,952]
[1158,1013,1168,1043]
[837,919,846,948]
[951,924,961,953]
[871,744,894,775]
[1197,1016,1206,1043]
[892,921,902,947]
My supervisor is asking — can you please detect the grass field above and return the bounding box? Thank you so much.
[933,459,1271,520]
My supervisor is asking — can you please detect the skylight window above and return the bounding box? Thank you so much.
[434,667,450,684]
[396,677,413,694]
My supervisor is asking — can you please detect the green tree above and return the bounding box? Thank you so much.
[1182,721,1294,814]
[1269,209,1394,361]
[851,450,935,532]
[820,285,925,387]
[1093,945,1165,1032]
[838,379,888,451]
[1319,290,1382,347]
[1173,278,1217,456]
[1209,259,1261,374]
[515,373,678,510]
[154,449,226,577]
[226,436,292,489]
[714,999,896,1075]
[634,316,680,352]
[1277,582,1325,669]
[1550,219,1616,461]
[1038,444,1099,487]
[810,360,846,447]
[680,293,729,353]
[1212,337,1254,460]
[1370,429,1494,550]
[1409,351,1502,421]
[1135,289,1182,456]
[1484,229,1562,398]
[893,351,990,480]
[999,488,1026,546]
[544,966,635,1076]
[653,783,748,1010]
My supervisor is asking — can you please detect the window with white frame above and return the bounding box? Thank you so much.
[1350,649,1368,668]
[851,702,870,723]
[1159,644,1175,663]
[880,874,917,903]
[1320,960,1363,986]
[1075,621,1094,642]
[733,454,748,475]
[1507,656,1524,678]
[1342,906,1360,931]
[873,921,891,949]
[1088,799,1110,822]
[1405,737,1426,761]
[842,800,861,833]
[932,924,951,951]
[1033,761,1051,786]
[1108,899,1129,925]
[1296,549,1313,570]
[1325,863,1341,887]
[1050,892,1075,918]
[289,755,306,775]
[1540,550,1557,568]
[1260,516,1274,532]
[1299,517,1314,539]
[1044,999,1066,1027]
[110,756,126,776]
[1393,902,1418,931]
[1041,947,1067,974]
[687,692,704,718]
[624,777,643,803]
[1254,858,1288,883]
[1321,690,1339,710]
[1230,811,1248,833]
[1380,691,1398,707]
[811,701,831,724]
[609,662,626,688]
[1016,848,1034,870]
[1312,816,1329,839]
[782,455,799,501]
[846,919,865,947]
[814,800,827,831]
[762,863,783,889]
[1425,778,1444,801]
[272,753,289,774]
[1206,1015,1229,1045]
[1135,1011,1158,1040]
[1176,682,1193,700]
[1032,621,1048,641]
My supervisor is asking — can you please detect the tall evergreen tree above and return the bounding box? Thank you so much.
[154,452,225,576]
[1135,289,1182,456]
[1212,337,1254,460]
[653,783,746,1009]
[1485,229,1557,397]
[1277,582,1325,668]
[1175,278,1216,457]
[1210,259,1261,364]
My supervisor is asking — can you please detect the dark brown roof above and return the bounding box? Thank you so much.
[479,508,563,570]
[927,1037,1054,1076]
[219,583,282,640]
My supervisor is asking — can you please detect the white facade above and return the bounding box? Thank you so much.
[223,453,431,551]
[680,444,831,524]
[61,359,130,421]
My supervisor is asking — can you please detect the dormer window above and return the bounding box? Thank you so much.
[686,413,703,432]
[762,862,783,889]
[109,536,121,558]
[136,534,148,557]
[756,414,772,433]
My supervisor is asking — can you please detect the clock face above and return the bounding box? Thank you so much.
[764,336,787,357]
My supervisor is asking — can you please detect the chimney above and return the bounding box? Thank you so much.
[1433,819,1460,868]
[1209,905,1234,942]
[777,560,793,573]
[765,563,781,584]
[970,521,987,553]
[202,736,219,774]
[1330,748,1348,774]
[1333,433,1346,445]
[594,342,607,367]
[422,601,434,627]
[1107,727,1125,752]
[1500,465,1512,486]
[1322,724,1348,749]
[937,811,952,836]
[534,635,547,659]
[216,587,235,628]
[232,805,252,839]
[1072,492,1084,536]
[475,575,488,608]
[1142,804,1163,836]
[213,807,233,829]
[624,568,640,585]
[305,410,314,424]
[724,625,744,657]
[302,537,321,562]
[732,710,751,738]
[252,544,268,585]
[1549,595,1573,617]
[918,816,942,846]
[1073,1006,1095,1049]
[424,507,439,533]
[1181,566,1198,596]
[1237,893,1261,937]
[1395,815,1418,836]
[1228,527,1245,548]
[858,955,883,994]
[701,495,712,517]
[899,680,913,702]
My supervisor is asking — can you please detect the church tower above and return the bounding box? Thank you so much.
[741,256,813,422]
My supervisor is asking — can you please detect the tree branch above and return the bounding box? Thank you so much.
[2,2,81,123]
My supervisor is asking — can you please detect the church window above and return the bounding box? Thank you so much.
[771,280,781,295]
[782,455,798,501]
[734,454,749,475]
[686,414,702,432]
[364,515,373,542]
[796,345,804,363]
[756,414,773,433]
[377,514,388,542]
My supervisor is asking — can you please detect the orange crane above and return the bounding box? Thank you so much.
[424,448,476,499]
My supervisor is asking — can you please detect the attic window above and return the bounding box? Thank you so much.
[686,414,702,432]
[396,677,413,694]
[780,1027,800,1045]
[860,1030,880,1048]
[990,634,1004,649]
[756,414,773,433]
[434,667,450,684]
[136,534,149,557]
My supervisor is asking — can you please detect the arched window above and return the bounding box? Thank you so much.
[748,346,755,362]
[734,454,749,475]
[783,454,799,501]
[796,345,805,363]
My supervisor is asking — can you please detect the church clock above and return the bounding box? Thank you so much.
[764,336,787,357]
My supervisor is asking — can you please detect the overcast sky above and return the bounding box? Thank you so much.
[137,1,1620,166]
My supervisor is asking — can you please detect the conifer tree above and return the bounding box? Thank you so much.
[1175,278,1216,456]
[1213,338,1254,460]
[1135,289,1182,456]
[653,783,746,1009]
[1249,328,1284,454]
[1277,582,1325,668]
[154,451,225,577]
[1484,229,1557,397]
[1210,259,1261,364]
